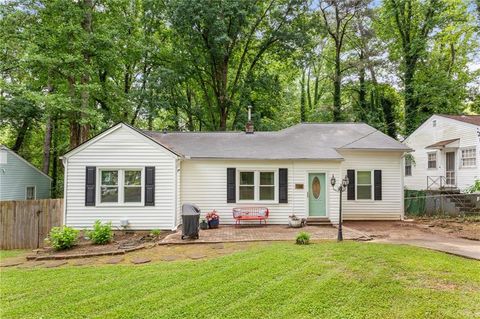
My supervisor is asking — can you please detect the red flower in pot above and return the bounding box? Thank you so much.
[205,210,220,229]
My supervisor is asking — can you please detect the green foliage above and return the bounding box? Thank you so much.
[86,221,113,245]
[47,226,79,250]
[150,229,161,237]
[295,231,310,245]
[465,179,480,194]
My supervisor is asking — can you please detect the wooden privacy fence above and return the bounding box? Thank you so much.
[0,199,63,249]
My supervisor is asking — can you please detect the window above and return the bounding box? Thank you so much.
[405,158,412,176]
[461,147,477,167]
[427,152,437,169]
[25,186,36,200]
[238,170,276,202]
[259,172,275,200]
[356,171,372,200]
[99,169,143,204]
[432,120,437,127]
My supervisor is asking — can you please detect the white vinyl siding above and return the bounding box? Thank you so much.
[64,125,177,230]
[404,115,480,190]
[340,150,404,220]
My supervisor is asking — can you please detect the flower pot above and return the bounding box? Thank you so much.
[288,218,302,228]
[208,219,219,229]
[200,221,208,230]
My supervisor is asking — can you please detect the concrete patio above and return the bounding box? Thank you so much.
[161,224,368,244]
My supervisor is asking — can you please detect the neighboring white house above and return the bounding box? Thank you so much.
[61,122,410,230]
[403,114,480,191]
[0,145,52,201]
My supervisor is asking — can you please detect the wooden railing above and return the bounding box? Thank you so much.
[427,176,457,190]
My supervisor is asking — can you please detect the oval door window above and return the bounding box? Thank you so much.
[312,176,321,199]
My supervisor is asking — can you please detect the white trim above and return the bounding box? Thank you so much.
[355,170,374,201]
[236,169,278,204]
[0,146,52,180]
[25,185,36,200]
[63,157,68,226]
[96,167,145,207]
[61,123,180,160]
[305,171,329,218]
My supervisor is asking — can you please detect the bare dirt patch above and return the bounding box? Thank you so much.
[410,216,480,241]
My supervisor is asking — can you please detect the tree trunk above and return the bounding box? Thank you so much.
[12,119,29,152]
[68,77,81,148]
[80,0,93,143]
[404,57,417,134]
[300,70,306,122]
[358,53,367,122]
[42,116,53,174]
[333,49,342,121]
[51,118,58,197]
[381,95,397,138]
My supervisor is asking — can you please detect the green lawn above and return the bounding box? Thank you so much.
[1,242,479,319]
[0,249,27,260]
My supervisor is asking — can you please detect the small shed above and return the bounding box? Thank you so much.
[0,145,52,200]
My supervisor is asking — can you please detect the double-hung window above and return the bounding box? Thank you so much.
[405,158,412,176]
[238,170,276,202]
[461,147,477,168]
[427,152,437,169]
[25,186,36,200]
[356,171,372,200]
[99,169,143,204]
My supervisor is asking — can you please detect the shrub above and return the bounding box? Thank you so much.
[465,179,480,194]
[296,232,310,245]
[87,220,113,245]
[150,229,161,237]
[48,226,79,250]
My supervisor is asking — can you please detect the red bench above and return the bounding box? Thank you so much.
[232,207,269,226]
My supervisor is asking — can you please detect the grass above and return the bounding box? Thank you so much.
[0,250,27,260]
[1,242,480,319]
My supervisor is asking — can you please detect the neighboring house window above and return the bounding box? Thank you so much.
[25,186,36,200]
[427,152,437,169]
[405,158,412,176]
[238,170,276,201]
[99,169,143,204]
[356,171,372,200]
[461,147,477,168]
[432,120,436,127]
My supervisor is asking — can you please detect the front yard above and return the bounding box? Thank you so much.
[1,241,479,318]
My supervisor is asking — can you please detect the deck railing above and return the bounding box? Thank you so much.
[427,175,457,190]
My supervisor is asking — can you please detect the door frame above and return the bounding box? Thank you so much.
[305,171,329,218]
[444,149,457,187]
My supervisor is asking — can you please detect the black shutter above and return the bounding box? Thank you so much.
[347,169,355,200]
[145,166,155,206]
[374,170,382,200]
[85,166,96,206]
[279,168,288,203]
[227,168,236,203]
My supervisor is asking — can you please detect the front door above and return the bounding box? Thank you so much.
[445,152,456,186]
[308,173,327,216]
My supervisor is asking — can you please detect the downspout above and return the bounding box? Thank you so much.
[61,157,68,226]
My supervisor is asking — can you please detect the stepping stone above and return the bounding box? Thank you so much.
[0,260,23,267]
[188,253,206,260]
[210,243,224,249]
[44,260,67,268]
[17,261,44,269]
[131,257,151,264]
[105,256,124,264]
[73,259,95,266]
[161,255,180,261]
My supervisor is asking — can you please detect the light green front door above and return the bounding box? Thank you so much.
[308,173,327,216]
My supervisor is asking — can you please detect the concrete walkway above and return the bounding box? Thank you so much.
[344,221,480,260]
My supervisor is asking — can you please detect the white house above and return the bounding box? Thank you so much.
[0,145,52,201]
[403,114,480,191]
[61,122,410,230]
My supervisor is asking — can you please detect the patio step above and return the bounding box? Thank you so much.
[306,217,332,225]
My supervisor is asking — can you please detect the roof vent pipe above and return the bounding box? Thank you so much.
[245,105,254,134]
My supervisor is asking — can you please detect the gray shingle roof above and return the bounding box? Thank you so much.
[143,123,410,160]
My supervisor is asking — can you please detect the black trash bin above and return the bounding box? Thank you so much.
[181,203,201,240]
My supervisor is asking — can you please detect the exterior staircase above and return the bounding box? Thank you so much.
[306,217,332,225]
[432,189,480,214]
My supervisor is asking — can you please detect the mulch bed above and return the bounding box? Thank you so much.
[27,230,173,261]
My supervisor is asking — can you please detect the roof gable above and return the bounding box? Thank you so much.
[62,123,180,159]
[0,145,52,180]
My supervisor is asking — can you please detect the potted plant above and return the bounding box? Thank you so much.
[200,219,208,230]
[206,210,220,229]
[288,214,303,228]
